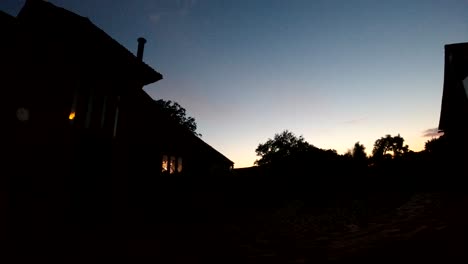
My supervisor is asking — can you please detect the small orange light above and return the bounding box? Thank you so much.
[69,112,76,120]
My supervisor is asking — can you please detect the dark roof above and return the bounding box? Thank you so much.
[151,97,234,166]
[0,11,19,63]
[0,10,16,31]
[0,10,15,22]
[136,90,234,166]
[439,42,468,132]
[127,89,234,166]
[189,130,234,166]
[17,0,162,86]
[445,42,468,49]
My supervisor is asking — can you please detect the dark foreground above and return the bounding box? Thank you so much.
[2,186,468,263]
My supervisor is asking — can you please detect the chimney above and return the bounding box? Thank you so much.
[137,37,147,61]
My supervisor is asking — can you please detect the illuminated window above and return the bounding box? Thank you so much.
[177,157,183,173]
[169,156,176,174]
[70,90,78,123]
[69,111,76,120]
[162,155,168,173]
[162,155,182,175]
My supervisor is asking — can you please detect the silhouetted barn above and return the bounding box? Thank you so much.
[1,0,233,232]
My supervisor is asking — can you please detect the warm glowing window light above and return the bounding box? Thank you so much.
[169,156,176,174]
[69,111,76,120]
[162,155,168,173]
[177,157,183,173]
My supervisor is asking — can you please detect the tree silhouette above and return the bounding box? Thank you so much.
[424,135,446,155]
[254,130,313,166]
[154,99,201,137]
[372,134,408,160]
[351,142,367,161]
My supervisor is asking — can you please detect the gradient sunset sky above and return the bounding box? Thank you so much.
[3,0,467,168]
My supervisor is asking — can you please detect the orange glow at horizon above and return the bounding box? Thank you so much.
[69,112,76,120]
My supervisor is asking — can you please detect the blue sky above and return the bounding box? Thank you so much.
[3,0,467,167]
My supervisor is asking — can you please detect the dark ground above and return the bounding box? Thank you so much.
[4,191,468,263]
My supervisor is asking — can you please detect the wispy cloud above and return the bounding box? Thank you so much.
[148,0,198,25]
[343,117,367,125]
[422,127,443,138]
[178,0,197,16]
[149,13,161,24]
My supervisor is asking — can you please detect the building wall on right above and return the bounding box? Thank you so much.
[439,42,468,134]
[438,42,468,170]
